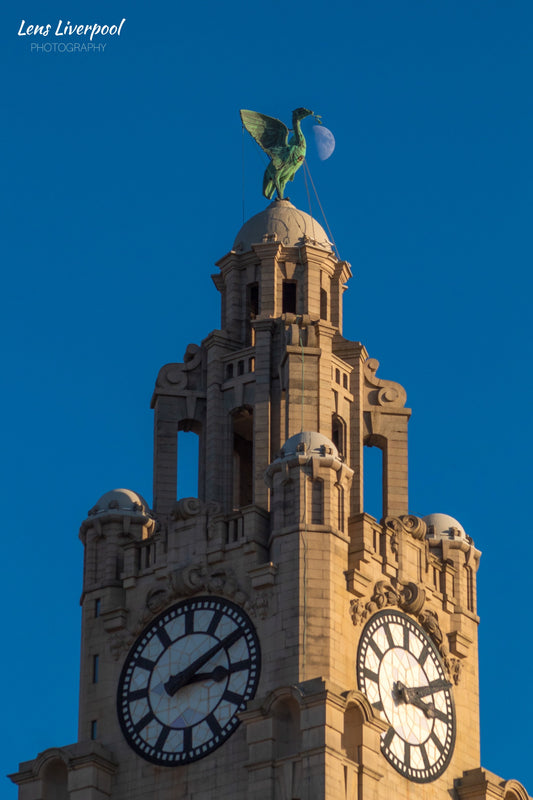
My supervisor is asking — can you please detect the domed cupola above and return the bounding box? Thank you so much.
[213,199,351,345]
[232,198,333,253]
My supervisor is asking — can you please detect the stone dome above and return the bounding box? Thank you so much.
[279,431,338,459]
[233,199,333,253]
[88,489,152,518]
[423,513,468,542]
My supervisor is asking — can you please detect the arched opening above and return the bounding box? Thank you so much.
[272,697,301,759]
[177,423,200,499]
[342,705,363,762]
[332,414,346,459]
[42,759,68,800]
[363,441,384,521]
[232,408,253,507]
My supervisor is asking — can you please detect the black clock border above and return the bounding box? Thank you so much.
[116,595,261,767]
[356,607,457,784]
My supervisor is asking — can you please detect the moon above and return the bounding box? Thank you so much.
[313,125,335,160]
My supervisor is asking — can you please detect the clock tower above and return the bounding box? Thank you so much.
[10,199,531,800]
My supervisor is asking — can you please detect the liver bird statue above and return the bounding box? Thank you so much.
[240,107,321,200]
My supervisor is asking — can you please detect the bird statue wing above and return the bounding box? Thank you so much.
[240,110,289,168]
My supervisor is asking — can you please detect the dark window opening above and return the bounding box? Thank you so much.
[94,598,101,618]
[282,281,297,314]
[246,282,259,345]
[226,363,234,379]
[332,414,346,458]
[42,760,68,800]
[343,373,348,389]
[247,282,259,316]
[233,408,253,507]
[320,288,328,320]
[92,654,99,683]
[337,485,345,532]
[90,720,98,740]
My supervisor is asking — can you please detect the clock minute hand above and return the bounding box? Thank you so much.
[403,679,452,699]
[164,627,244,696]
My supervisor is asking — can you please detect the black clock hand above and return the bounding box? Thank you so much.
[394,682,436,717]
[395,679,451,701]
[408,679,452,698]
[184,665,229,684]
[165,627,244,696]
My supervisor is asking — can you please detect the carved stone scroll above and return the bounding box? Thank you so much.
[384,514,427,541]
[364,358,407,409]
[350,579,426,626]
[155,343,203,392]
[109,562,267,661]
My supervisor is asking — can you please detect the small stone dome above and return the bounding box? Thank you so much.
[279,431,338,459]
[233,199,333,253]
[423,513,468,542]
[88,489,152,518]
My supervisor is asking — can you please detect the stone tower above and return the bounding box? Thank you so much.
[10,200,531,800]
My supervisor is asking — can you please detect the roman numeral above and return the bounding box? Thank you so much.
[404,741,411,768]
[128,688,148,702]
[382,727,394,749]
[372,700,384,712]
[156,627,171,648]
[185,610,194,635]
[136,656,156,672]
[207,609,223,636]
[430,731,445,754]
[419,743,430,770]
[384,624,395,649]
[418,644,430,667]
[207,713,222,736]
[223,689,244,705]
[433,708,449,724]
[155,725,170,751]
[403,626,410,650]
[134,711,154,733]
[229,659,251,673]
[183,727,192,752]
[369,638,384,659]
[364,667,379,683]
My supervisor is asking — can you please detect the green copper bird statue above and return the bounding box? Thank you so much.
[240,107,321,200]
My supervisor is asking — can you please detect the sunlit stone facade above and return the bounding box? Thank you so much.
[10,200,531,800]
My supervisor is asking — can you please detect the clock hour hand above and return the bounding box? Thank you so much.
[184,665,229,684]
[164,627,244,696]
[393,681,437,718]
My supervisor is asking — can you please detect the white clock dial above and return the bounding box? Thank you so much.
[117,596,260,765]
[357,609,455,783]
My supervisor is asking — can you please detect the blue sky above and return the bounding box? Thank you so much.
[3,0,533,795]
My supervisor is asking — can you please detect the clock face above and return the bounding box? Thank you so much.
[357,609,455,783]
[117,596,261,766]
